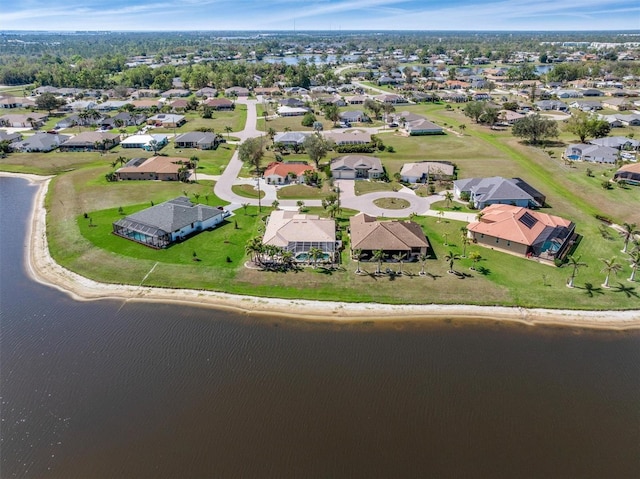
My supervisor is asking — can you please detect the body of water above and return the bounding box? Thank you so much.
[1,176,639,478]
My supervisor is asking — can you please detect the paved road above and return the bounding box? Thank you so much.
[209,96,471,222]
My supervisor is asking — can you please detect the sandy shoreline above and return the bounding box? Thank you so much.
[5,171,640,330]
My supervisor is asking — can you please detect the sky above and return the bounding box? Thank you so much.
[3,0,639,32]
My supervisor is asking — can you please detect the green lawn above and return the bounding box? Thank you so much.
[373,197,410,209]
[5,99,640,311]
[232,184,265,199]
[277,184,330,199]
[354,180,402,195]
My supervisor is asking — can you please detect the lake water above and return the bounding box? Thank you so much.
[1,176,639,478]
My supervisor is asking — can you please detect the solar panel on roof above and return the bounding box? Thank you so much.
[518,212,538,229]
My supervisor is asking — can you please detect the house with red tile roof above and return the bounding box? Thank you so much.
[263,162,315,185]
[467,204,576,263]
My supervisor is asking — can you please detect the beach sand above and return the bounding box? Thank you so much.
[6,172,640,330]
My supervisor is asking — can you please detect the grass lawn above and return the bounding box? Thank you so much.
[431,200,475,213]
[354,180,402,195]
[373,197,410,209]
[257,116,334,132]
[6,98,640,311]
[153,105,247,135]
[232,184,265,199]
[277,184,330,199]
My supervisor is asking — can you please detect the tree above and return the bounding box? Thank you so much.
[444,191,454,207]
[600,257,622,288]
[372,249,387,275]
[512,113,558,145]
[469,251,482,271]
[364,98,382,120]
[245,236,264,264]
[224,125,233,138]
[309,247,324,269]
[627,250,640,282]
[444,250,460,274]
[566,255,587,288]
[460,235,470,258]
[619,223,638,253]
[301,112,317,127]
[238,137,265,175]
[565,111,611,143]
[271,200,279,210]
[241,203,250,215]
[323,103,340,126]
[463,101,485,123]
[352,249,363,274]
[189,155,199,181]
[35,92,63,114]
[392,252,407,275]
[418,253,430,276]
[302,132,332,168]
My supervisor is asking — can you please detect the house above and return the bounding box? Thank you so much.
[146,114,186,128]
[277,106,309,117]
[195,87,218,98]
[581,88,604,97]
[498,110,526,125]
[374,94,407,104]
[346,95,368,105]
[131,89,161,99]
[225,86,250,97]
[602,98,632,111]
[535,100,568,112]
[174,131,221,150]
[204,98,234,110]
[254,87,281,97]
[323,130,372,145]
[0,96,35,109]
[59,131,120,151]
[349,213,430,261]
[614,163,640,185]
[405,118,444,135]
[131,100,162,110]
[115,156,190,181]
[339,110,369,123]
[10,132,70,152]
[112,196,228,248]
[169,99,190,111]
[67,100,98,111]
[570,100,602,111]
[564,144,618,164]
[161,89,191,98]
[467,204,576,262]
[454,176,545,209]
[590,136,640,150]
[0,113,48,128]
[613,113,640,127]
[400,162,455,183]
[263,162,314,184]
[104,111,146,128]
[279,98,306,108]
[120,134,168,151]
[273,131,310,148]
[330,155,384,180]
[556,89,581,98]
[0,130,23,144]
[262,210,337,263]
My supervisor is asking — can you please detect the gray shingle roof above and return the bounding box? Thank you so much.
[114,197,224,235]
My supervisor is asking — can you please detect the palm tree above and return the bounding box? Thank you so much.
[392,252,407,275]
[245,237,264,264]
[241,203,250,215]
[418,253,431,276]
[267,127,277,142]
[460,234,470,258]
[566,255,588,288]
[281,250,295,269]
[600,256,622,288]
[444,191,454,208]
[627,250,640,282]
[469,251,482,270]
[436,210,445,223]
[190,155,199,181]
[224,125,233,138]
[444,250,460,274]
[352,249,363,274]
[620,223,639,253]
[309,247,324,269]
[372,249,387,275]
[271,200,280,210]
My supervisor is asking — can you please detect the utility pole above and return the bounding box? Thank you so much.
[256,178,262,213]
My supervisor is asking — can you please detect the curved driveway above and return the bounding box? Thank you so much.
[212,97,470,222]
